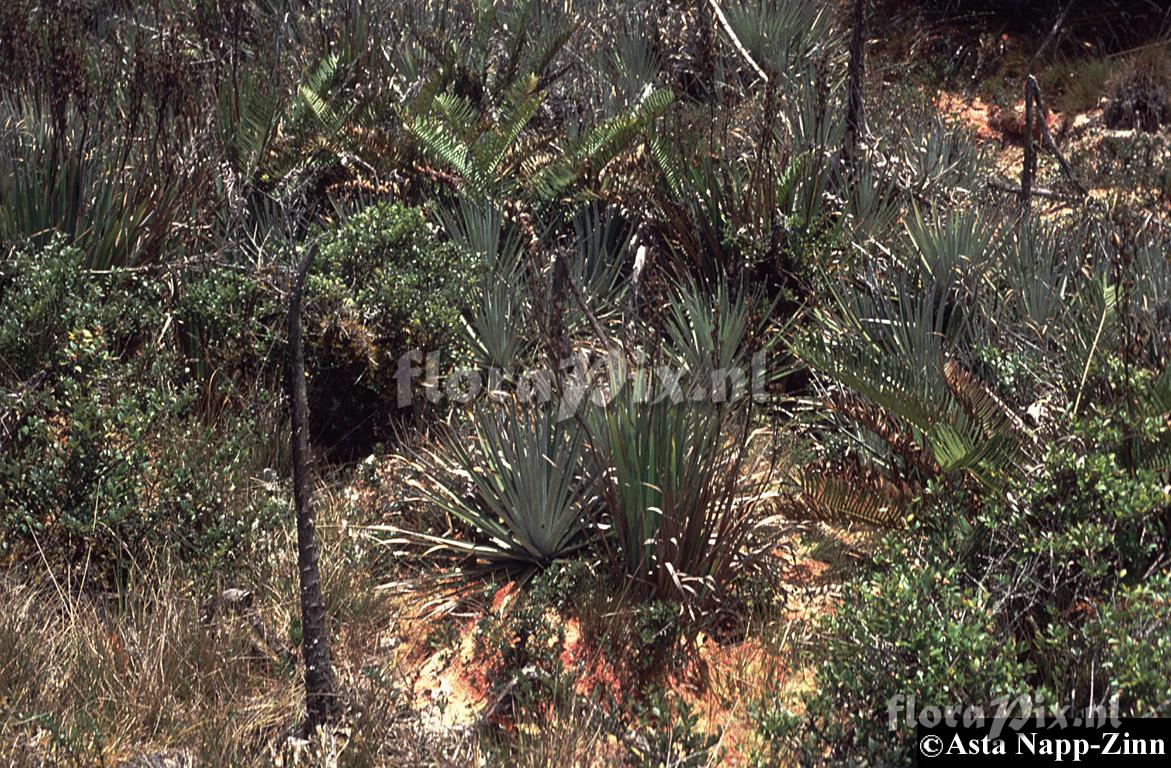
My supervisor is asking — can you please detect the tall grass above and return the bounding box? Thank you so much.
[0,490,432,767]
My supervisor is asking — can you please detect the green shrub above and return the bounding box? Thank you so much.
[767,412,1170,765]
[473,574,572,709]
[1085,574,1171,717]
[304,201,475,457]
[311,201,471,357]
[627,689,722,768]
[0,240,287,581]
[1104,46,1171,131]
[170,261,283,392]
[0,328,286,580]
[0,238,161,383]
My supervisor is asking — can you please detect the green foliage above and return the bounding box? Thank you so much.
[439,198,534,370]
[586,370,766,617]
[400,399,592,569]
[788,208,1171,526]
[526,86,674,201]
[170,261,283,390]
[649,132,837,284]
[662,275,756,376]
[1104,44,1171,131]
[0,239,286,580]
[0,95,197,270]
[0,237,164,382]
[1084,573,1171,716]
[0,239,98,381]
[627,689,722,768]
[304,201,474,455]
[472,565,584,708]
[406,75,546,197]
[724,0,835,78]
[313,201,471,357]
[409,75,671,200]
[400,0,671,202]
[770,413,1170,764]
[6,1,1171,762]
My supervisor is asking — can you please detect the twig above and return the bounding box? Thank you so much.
[1028,76,1087,196]
[566,270,611,349]
[1072,286,1111,417]
[1021,79,1037,210]
[988,179,1081,203]
[843,0,867,164]
[1019,75,1088,212]
[707,0,769,83]
[1034,1,1073,60]
[477,675,519,727]
[1,368,50,452]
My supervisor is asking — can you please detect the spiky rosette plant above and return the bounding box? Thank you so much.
[377,397,593,573]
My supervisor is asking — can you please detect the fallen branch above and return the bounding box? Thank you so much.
[989,179,1082,203]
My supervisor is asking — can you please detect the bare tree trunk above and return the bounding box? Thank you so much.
[286,244,340,732]
[548,249,570,367]
[844,0,867,165]
[1021,79,1037,212]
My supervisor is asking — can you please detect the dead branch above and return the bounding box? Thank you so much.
[989,179,1082,203]
[707,0,769,83]
[1021,75,1088,212]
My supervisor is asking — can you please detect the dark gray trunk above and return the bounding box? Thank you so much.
[286,244,340,731]
[844,0,867,164]
[548,249,570,367]
[1021,80,1036,212]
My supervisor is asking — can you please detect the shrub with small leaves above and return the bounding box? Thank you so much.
[768,409,1170,765]
[1104,47,1171,131]
[305,202,475,457]
[0,240,287,582]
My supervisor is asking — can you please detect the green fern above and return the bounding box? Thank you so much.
[528,87,673,200]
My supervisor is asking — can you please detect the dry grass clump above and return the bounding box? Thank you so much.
[1104,45,1171,131]
[0,486,479,767]
[0,571,296,765]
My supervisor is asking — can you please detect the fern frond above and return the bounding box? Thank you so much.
[529,88,673,200]
[287,54,341,129]
[432,92,480,137]
[827,391,942,477]
[406,116,473,186]
[1137,433,1171,473]
[1142,366,1171,416]
[944,360,1033,443]
[801,338,1022,484]
[800,464,911,527]
[474,74,543,176]
[298,84,344,147]
[648,135,685,198]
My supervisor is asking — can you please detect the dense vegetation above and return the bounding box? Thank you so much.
[1,0,1168,765]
